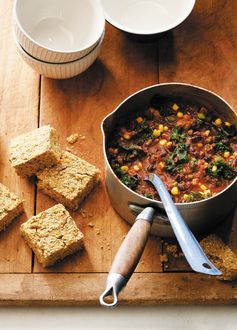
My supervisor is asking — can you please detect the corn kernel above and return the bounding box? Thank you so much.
[203,162,209,169]
[133,165,140,171]
[192,178,199,186]
[121,165,128,172]
[171,186,179,196]
[158,162,165,169]
[200,184,207,191]
[177,112,184,118]
[225,121,231,127]
[188,129,193,136]
[136,117,143,123]
[158,124,164,132]
[204,189,211,197]
[138,162,143,169]
[197,143,203,148]
[224,151,230,158]
[123,133,131,140]
[166,141,173,149]
[183,194,189,201]
[197,113,206,120]
[153,129,161,137]
[164,126,169,131]
[172,103,179,111]
[212,165,217,172]
[159,139,167,146]
[203,130,210,137]
[214,118,222,126]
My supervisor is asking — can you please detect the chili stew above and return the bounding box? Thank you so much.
[107,96,237,203]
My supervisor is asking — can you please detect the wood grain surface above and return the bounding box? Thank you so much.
[0,0,236,305]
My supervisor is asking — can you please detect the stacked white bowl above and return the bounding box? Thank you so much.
[13,0,105,79]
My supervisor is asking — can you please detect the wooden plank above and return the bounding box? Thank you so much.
[159,0,237,107]
[0,273,236,306]
[159,0,237,271]
[0,0,39,272]
[34,24,162,273]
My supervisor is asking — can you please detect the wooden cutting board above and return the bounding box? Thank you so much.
[0,0,237,305]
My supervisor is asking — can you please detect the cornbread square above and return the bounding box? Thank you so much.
[0,183,24,232]
[9,125,61,176]
[37,151,100,211]
[20,204,84,267]
[200,234,237,281]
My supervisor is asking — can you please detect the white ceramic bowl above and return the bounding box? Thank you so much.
[13,31,104,79]
[100,0,195,35]
[13,0,105,63]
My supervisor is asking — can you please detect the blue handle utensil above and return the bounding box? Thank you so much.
[146,173,222,276]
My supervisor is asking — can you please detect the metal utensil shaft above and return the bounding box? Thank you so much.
[146,173,222,276]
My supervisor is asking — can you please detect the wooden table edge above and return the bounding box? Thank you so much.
[0,273,236,306]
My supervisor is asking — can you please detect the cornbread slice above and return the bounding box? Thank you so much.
[0,183,24,232]
[9,125,61,176]
[200,234,237,281]
[37,151,100,211]
[20,204,84,267]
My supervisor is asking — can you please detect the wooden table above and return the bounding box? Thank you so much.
[0,0,237,305]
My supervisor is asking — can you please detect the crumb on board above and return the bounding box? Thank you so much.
[88,222,95,228]
[80,209,87,218]
[200,234,237,281]
[160,254,168,263]
[165,244,178,255]
[66,133,79,144]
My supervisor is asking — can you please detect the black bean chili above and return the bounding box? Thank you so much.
[107,96,237,203]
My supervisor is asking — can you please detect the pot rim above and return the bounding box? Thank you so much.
[101,82,237,209]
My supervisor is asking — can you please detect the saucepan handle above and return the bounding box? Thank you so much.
[99,207,154,308]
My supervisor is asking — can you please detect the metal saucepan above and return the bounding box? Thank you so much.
[101,83,237,237]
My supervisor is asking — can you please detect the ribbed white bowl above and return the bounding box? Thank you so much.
[13,0,105,63]
[13,31,104,79]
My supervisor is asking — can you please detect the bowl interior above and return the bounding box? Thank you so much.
[14,29,104,66]
[100,0,195,35]
[15,0,105,52]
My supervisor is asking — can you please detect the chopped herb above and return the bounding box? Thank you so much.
[214,141,231,153]
[206,160,237,180]
[196,118,204,127]
[191,158,197,170]
[170,127,187,143]
[119,144,146,162]
[165,143,189,174]
[114,168,140,190]
[185,191,205,202]
[135,120,152,145]
[165,159,176,173]
[221,124,236,137]
[165,159,184,174]
[214,130,225,142]
[173,143,189,164]
[144,193,154,199]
